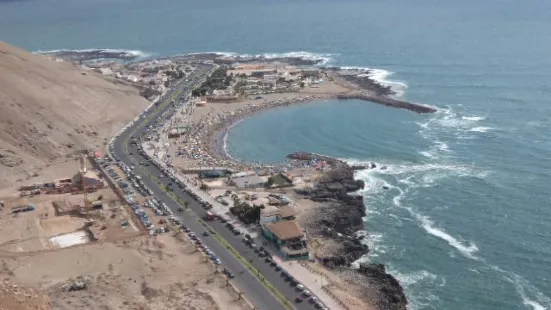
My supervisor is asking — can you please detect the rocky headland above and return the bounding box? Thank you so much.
[36,49,142,62]
[288,152,408,310]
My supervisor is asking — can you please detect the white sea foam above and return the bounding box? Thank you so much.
[421,106,492,134]
[384,264,441,310]
[354,168,395,195]
[206,51,335,66]
[390,268,438,288]
[340,66,408,97]
[468,126,494,133]
[351,161,489,181]
[461,116,486,121]
[419,215,479,259]
[491,265,551,310]
[368,68,409,97]
[419,140,451,159]
[349,158,488,261]
[384,183,480,259]
[35,48,152,58]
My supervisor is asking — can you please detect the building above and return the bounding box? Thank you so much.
[230,174,266,188]
[267,173,293,188]
[262,220,309,260]
[277,205,296,220]
[260,205,280,225]
[71,171,103,189]
[259,205,296,224]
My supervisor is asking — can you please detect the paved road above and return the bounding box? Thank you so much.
[111,66,323,310]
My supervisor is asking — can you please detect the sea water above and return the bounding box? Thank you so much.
[1,0,550,309]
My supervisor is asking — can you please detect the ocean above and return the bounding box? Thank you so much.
[1,0,550,309]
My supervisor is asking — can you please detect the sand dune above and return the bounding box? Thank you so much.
[0,41,149,188]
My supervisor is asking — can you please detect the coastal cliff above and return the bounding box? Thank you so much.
[288,152,408,310]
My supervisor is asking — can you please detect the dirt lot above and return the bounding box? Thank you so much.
[0,185,139,254]
[0,234,248,310]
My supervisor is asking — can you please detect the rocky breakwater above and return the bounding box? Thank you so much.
[337,92,437,114]
[289,151,407,310]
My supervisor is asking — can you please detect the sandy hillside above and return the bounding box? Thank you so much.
[0,41,149,188]
[0,235,247,310]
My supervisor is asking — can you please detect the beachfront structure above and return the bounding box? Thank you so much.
[230,174,266,188]
[260,205,280,224]
[262,220,309,260]
[259,205,296,225]
[267,173,293,188]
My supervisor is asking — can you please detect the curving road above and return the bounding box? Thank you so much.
[111,65,323,310]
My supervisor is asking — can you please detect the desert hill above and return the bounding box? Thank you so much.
[0,41,149,189]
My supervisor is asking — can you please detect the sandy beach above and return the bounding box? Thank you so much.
[169,78,353,171]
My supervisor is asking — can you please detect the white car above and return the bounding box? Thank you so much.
[296,284,305,291]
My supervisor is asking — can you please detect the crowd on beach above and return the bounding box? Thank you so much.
[174,94,333,170]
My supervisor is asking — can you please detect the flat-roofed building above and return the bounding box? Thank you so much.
[231,174,266,188]
[262,220,309,260]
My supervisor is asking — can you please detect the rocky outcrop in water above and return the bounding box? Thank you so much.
[37,49,140,62]
[358,263,408,310]
[289,151,408,310]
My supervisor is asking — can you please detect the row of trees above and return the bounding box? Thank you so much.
[229,200,263,224]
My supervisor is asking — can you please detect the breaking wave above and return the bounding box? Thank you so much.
[491,265,551,310]
[340,66,408,97]
[351,159,488,261]
[416,106,494,143]
[469,126,494,133]
[418,214,479,259]
[206,51,334,66]
[461,116,486,121]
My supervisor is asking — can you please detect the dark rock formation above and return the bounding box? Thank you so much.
[359,263,408,310]
[37,49,140,62]
[337,93,437,114]
[289,151,408,310]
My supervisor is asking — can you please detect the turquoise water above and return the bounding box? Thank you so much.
[2,0,550,309]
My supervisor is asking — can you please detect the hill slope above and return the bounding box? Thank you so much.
[0,42,149,188]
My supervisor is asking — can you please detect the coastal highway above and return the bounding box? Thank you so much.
[111,67,321,310]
